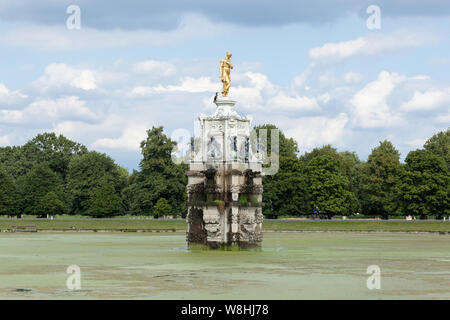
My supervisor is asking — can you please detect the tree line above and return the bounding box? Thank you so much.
[257,125,449,220]
[0,126,448,219]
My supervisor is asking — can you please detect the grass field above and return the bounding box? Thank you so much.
[1,232,449,299]
[0,219,449,233]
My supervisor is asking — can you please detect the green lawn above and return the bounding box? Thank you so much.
[0,219,186,231]
[263,220,450,232]
[0,219,449,233]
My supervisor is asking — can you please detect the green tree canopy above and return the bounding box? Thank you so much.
[153,198,173,218]
[40,191,67,217]
[123,126,187,216]
[22,133,88,178]
[85,179,123,218]
[253,124,299,158]
[359,140,402,219]
[262,156,308,218]
[0,166,18,216]
[67,151,125,215]
[0,145,28,179]
[18,163,65,217]
[398,149,449,219]
[0,133,87,180]
[424,128,449,170]
[301,145,361,212]
[305,155,353,218]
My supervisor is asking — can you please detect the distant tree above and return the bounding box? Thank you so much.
[22,133,88,179]
[253,124,299,158]
[124,127,187,216]
[0,145,28,179]
[0,133,88,180]
[262,156,307,218]
[85,179,123,218]
[359,141,403,219]
[339,151,362,213]
[253,125,302,218]
[121,169,140,215]
[305,155,353,219]
[397,150,449,219]
[18,163,65,217]
[301,145,361,213]
[153,198,173,218]
[300,145,339,163]
[424,128,449,170]
[0,166,18,216]
[67,151,125,215]
[39,191,67,217]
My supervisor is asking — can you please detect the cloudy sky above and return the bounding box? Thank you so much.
[0,0,449,170]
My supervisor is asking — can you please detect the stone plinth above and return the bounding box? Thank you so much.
[186,98,263,249]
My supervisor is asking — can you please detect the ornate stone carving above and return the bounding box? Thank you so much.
[186,56,263,249]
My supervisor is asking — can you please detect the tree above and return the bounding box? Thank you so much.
[301,145,361,213]
[67,151,125,215]
[305,155,353,218]
[262,156,308,218]
[124,126,187,216]
[300,145,339,163]
[359,141,403,219]
[0,166,18,216]
[253,124,299,158]
[0,133,88,180]
[253,125,303,218]
[18,163,65,217]
[40,191,67,217]
[86,179,123,217]
[424,128,449,170]
[22,133,88,179]
[0,146,27,179]
[153,198,173,218]
[398,150,449,219]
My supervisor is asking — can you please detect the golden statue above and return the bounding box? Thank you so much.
[220,51,233,97]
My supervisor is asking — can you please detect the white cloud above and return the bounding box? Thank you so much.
[318,72,336,87]
[165,77,218,93]
[27,96,96,120]
[0,55,447,171]
[35,64,97,91]
[400,89,450,112]
[268,92,319,111]
[3,14,227,51]
[309,29,435,63]
[436,114,450,123]
[317,93,330,104]
[131,76,217,96]
[0,96,96,124]
[350,71,405,128]
[92,125,148,151]
[0,83,27,105]
[0,109,23,123]
[344,72,364,84]
[285,113,349,151]
[0,134,10,146]
[132,60,176,77]
[405,138,427,148]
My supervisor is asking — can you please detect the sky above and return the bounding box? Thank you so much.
[0,0,449,170]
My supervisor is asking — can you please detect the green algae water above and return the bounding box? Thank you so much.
[0,232,449,299]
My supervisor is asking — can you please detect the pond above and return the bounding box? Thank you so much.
[0,232,449,299]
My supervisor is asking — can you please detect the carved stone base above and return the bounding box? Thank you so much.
[186,98,263,249]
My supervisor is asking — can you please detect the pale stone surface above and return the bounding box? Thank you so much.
[186,97,263,249]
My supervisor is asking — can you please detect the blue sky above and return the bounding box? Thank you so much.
[0,0,449,170]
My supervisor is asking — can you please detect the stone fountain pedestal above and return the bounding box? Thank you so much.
[186,98,263,249]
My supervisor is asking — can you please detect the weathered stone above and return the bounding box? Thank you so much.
[186,98,263,249]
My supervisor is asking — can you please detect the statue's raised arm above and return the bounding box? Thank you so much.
[220,51,233,97]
